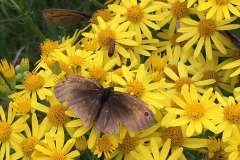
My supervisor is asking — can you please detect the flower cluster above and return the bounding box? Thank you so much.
[1,0,240,159]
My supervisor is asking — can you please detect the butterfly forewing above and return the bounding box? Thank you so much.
[110,92,154,132]
[54,76,103,126]
[42,8,91,26]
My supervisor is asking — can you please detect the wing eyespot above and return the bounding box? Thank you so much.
[144,112,149,116]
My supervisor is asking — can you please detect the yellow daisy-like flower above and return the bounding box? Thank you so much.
[176,15,240,60]
[129,37,159,67]
[10,94,32,115]
[160,126,208,159]
[75,136,88,152]
[82,51,117,86]
[157,0,190,37]
[51,41,94,73]
[39,39,59,57]
[224,125,240,160]
[187,54,235,95]
[165,84,219,137]
[108,0,162,43]
[91,9,111,24]
[197,0,240,20]
[144,54,168,82]
[215,93,240,142]
[83,15,138,65]
[64,109,100,151]
[31,95,71,136]
[112,64,167,110]
[163,62,216,93]
[111,123,161,160]
[0,105,29,160]
[155,31,193,62]
[206,136,223,158]
[0,59,16,80]
[14,69,56,102]
[33,130,80,160]
[10,113,48,160]
[92,134,118,158]
[131,138,183,160]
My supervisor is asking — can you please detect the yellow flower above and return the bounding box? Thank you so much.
[83,15,138,65]
[52,41,93,68]
[163,62,216,93]
[224,125,240,160]
[14,69,56,102]
[166,84,219,137]
[10,113,48,160]
[112,64,167,110]
[108,0,162,43]
[176,15,240,60]
[0,105,29,160]
[206,136,223,158]
[64,109,100,150]
[187,54,235,95]
[160,126,208,159]
[154,31,193,62]
[82,51,117,86]
[39,39,59,57]
[92,134,118,158]
[215,93,240,142]
[131,138,183,160]
[75,136,88,152]
[197,0,240,20]
[10,94,33,115]
[91,9,111,24]
[33,130,80,159]
[157,0,190,37]
[129,37,159,67]
[145,54,168,82]
[111,123,161,160]
[0,59,16,87]
[31,95,71,136]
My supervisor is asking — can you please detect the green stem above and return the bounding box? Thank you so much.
[90,0,106,9]
[24,14,45,41]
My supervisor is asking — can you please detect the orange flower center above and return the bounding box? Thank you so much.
[198,19,216,37]
[126,5,144,23]
[171,1,189,19]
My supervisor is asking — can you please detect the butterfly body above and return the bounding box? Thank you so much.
[94,86,114,121]
[54,76,154,134]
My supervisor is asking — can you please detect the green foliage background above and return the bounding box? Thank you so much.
[0,0,105,64]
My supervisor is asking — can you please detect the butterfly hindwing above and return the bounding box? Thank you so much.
[95,98,120,134]
[54,76,103,126]
[42,8,91,26]
[110,92,154,132]
[225,31,240,53]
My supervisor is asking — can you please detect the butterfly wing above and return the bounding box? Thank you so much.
[110,92,154,132]
[225,31,240,53]
[54,76,103,126]
[42,8,91,26]
[95,99,120,134]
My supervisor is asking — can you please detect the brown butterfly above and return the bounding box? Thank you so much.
[225,30,240,55]
[54,76,154,134]
[42,8,91,26]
